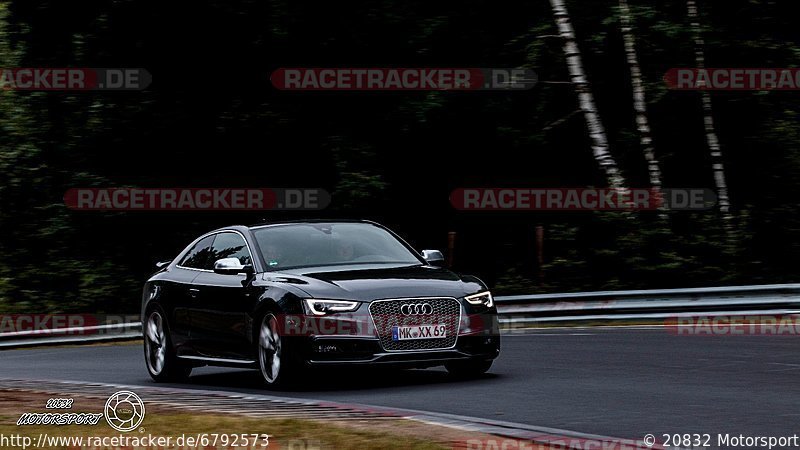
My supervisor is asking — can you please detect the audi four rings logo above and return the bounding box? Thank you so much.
[401,303,434,315]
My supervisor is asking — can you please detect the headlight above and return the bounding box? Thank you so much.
[303,299,360,316]
[465,291,494,308]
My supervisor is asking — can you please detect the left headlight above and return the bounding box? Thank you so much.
[303,299,360,316]
[464,291,494,308]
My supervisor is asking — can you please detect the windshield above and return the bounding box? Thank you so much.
[252,223,422,271]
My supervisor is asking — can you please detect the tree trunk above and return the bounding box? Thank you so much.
[549,0,627,190]
[687,0,732,221]
[619,0,663,192]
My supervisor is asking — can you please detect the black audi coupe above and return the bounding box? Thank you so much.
[141,220,500,387]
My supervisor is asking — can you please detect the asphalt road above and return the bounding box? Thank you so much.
[3,328,799,439]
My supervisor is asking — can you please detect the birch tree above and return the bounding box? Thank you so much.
[549,0,627,190]
[687,0,732,221]
[618,0,663,192]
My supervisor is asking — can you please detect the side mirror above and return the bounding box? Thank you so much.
[213,258,254,275]
[421,250,446,267]
[155,260,171,269]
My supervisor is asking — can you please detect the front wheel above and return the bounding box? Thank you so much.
[258,313,298,387]
[144,308,191,382]
[445,359,493,378]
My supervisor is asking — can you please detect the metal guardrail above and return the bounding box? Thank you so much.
[1,284,798,348]
[496,283,800,325]
[0,322,142,349]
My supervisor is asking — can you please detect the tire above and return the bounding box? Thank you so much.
[257,313,299,388]
[445,359,493,378]
[143,307,192,382]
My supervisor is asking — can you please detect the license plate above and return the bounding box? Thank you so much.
[392,324,447,341]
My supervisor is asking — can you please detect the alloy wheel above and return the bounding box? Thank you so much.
[259,314,282,383]
[145,311,167,375]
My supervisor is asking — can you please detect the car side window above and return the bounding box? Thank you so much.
[207,232,252,269]
[178,235,216,269]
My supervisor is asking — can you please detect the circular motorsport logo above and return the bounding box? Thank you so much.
[104,391,145,432]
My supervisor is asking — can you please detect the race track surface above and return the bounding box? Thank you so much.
[3,328,797,439]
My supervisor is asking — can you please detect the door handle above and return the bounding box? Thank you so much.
[188,288,200,298]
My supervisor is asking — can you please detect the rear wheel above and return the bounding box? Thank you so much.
[144,308,191,382]
[445,359,493,378]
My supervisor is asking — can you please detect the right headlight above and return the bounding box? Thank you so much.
[303,299,360,316]
[464,291,494,308]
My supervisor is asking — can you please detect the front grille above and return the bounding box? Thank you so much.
[369,297,461,352]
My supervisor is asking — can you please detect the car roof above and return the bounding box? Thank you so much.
[204,220,380,235]
[247,219,376,230]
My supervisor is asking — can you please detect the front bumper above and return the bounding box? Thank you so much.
[280,299,500,368]
[304,335,500,367]
[289,312,501,368]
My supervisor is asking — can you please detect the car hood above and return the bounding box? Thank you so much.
[261,264,485,301]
